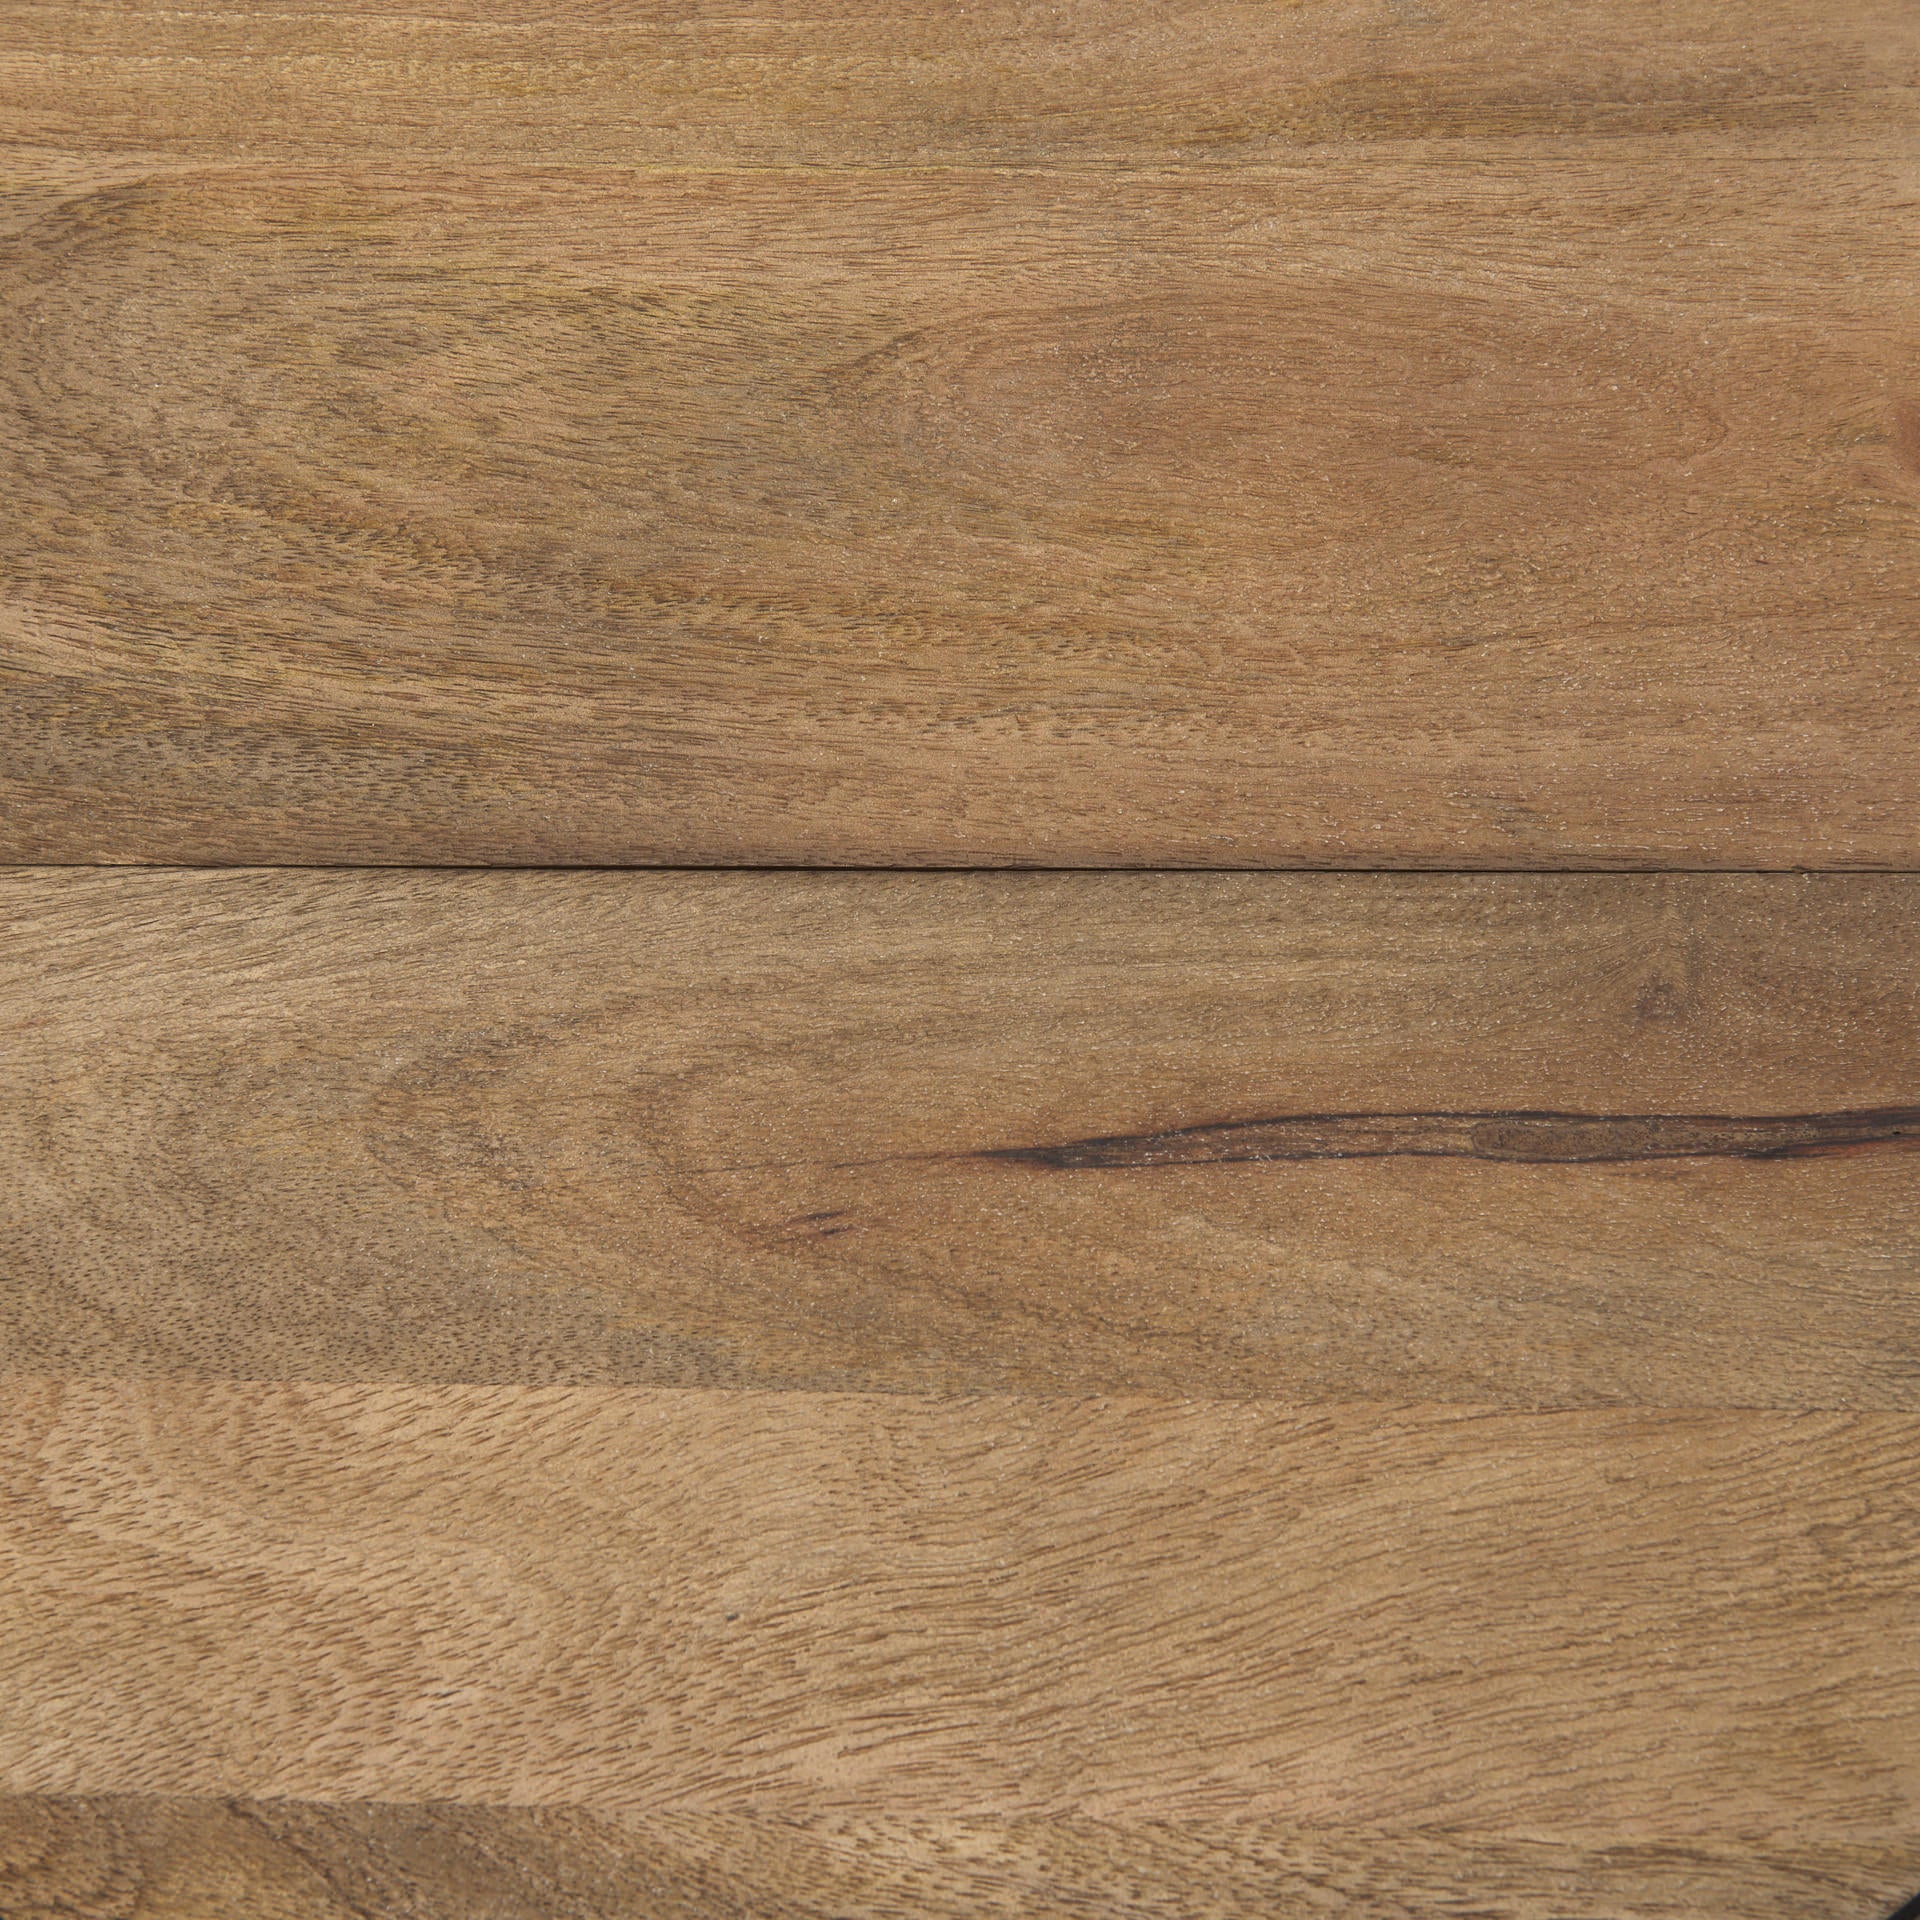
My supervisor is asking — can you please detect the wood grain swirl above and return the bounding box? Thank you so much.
[4,870,1917,1404]
[1,1381,1916,1837]
[1,159,1916,862]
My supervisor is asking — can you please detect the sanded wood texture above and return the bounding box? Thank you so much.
[1,1381,1917,1837]
[7,0,1916,171]
[5,869,1917,1403]
[9,5,1920,1910]
[5,1800,1919,1920]
[4,0,1919,863]
[0,1798,1914,1920]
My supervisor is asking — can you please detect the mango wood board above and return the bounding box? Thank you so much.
[5,869,1917,1403]
[0,1383,1916,1841]
[3,0,1919,863]
[7,0,1915,171]
[5,1795,1919,1920]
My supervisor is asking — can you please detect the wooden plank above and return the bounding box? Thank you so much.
[4,0,1915,170]
[2,156,1917,864]
[3,1796,1916,1920]
[4,869,1917,1404]
[1,1381,1915,1832]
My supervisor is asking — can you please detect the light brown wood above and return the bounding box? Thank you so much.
[1,1379,1915,1838]
[10,7,1919,1910]
[5,869,1917,1403]
[4,1796,1917,1920]
[4,0,1915,169]
[4,3,1919,863]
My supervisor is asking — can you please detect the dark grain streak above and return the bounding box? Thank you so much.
[988,1106,1920,1170]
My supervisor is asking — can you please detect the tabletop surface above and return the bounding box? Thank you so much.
[3,7,1918,1916]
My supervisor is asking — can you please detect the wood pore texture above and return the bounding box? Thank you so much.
[8,5,1920,1915]
[3,871,1920,1913]
[2,0,1919,862]
[4,1796,1919,1920]
[2,868,1918,1404]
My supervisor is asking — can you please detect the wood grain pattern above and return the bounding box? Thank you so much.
[3,33,1918,862]
[1,1379,1916,1837]
[4,1796,1918,1920]
[6,869,1917,1403]
[11,8,1920,1909]
[4,0,1916,170]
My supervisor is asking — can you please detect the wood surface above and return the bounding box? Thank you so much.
[7,1799,1920,1920]
[2,1797,1917,1920]
[1,1380,1916,1835]
[9,3,1920,1908]
[4,0,1919,863]
[7,0,1916,171]
[5,868,1917,1403]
